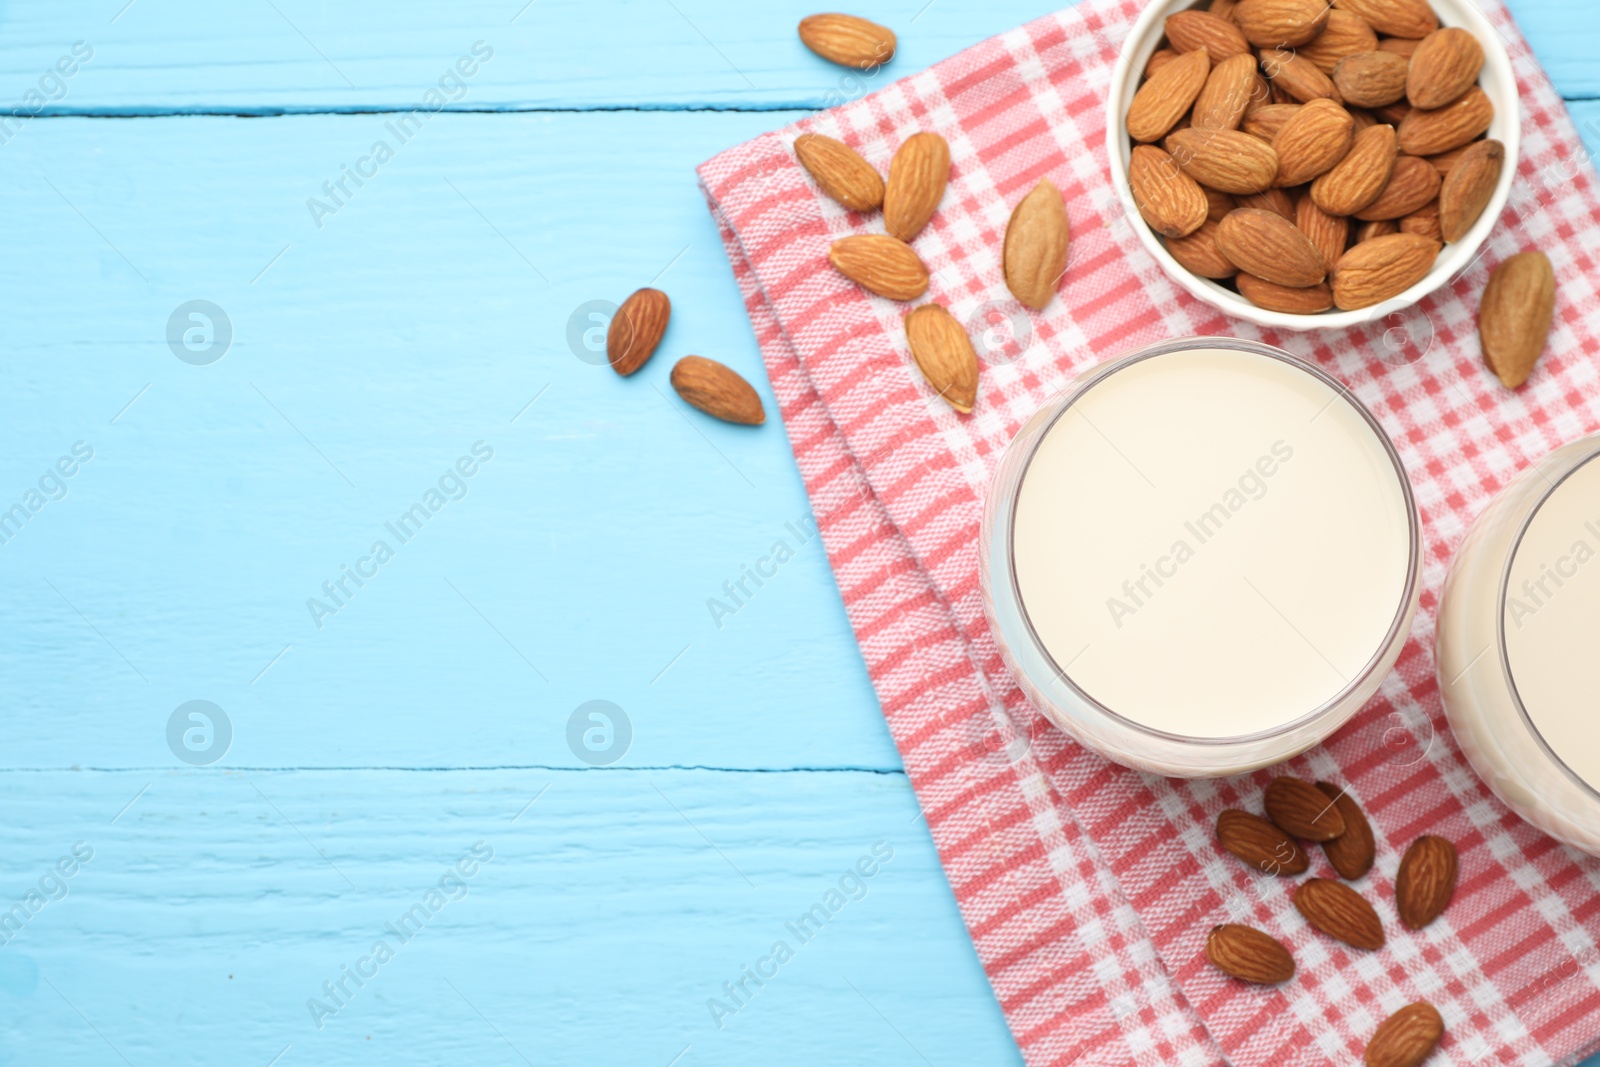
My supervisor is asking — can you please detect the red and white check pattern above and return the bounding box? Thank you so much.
[700,1,1600,1063]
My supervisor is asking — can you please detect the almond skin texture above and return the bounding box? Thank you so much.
[1401,202,1443,241]
[1233,0,1330,49]
[883,132,950,241]
[903,304,978,414]
[1217,208,1328,287]
[1355,154,1442,220]
[1396,835,1458,929]
[1129,48,1212,143]
[1146,48,1180,78]
[1366,1003,1444,1067]
[1237,274,1335,313]
[606,287,671,376]
[1262,48,1342,104]
[1166,220,1239,279]
[1439,138,1505,242]
[1167,127,1281,194]
[1480,252,1555,388]
[1265,777,1347,840]
[1243,102,1301,141]
[1332,232,1440,308]
[1398,85,1494,156]
[1317,782,1376,880]
[1164,11,1252,62]
[1379,36,1425,58]
[1203,185,1238,223]
[670,356,765,425]
[828,234,929,300]
[1273,98,1356,186]
[1295,877,1386,949]
[1130,145,1210,238]
[1334,0,1437,39]
[1216,809,1311,876]
[797,13,896,70]
[1356,217,1400,242]
[1301,9,1380,74]
[1311,123,1398,215]
[1205,924,1296,984]
[1334,50,1411,108]
[1408,27,1484,110]
[1237,187,1295,221]
[1297,194,1351,267]
[794,134,884,212]
[1003,178,1070,310]
[1194,53,1262,130]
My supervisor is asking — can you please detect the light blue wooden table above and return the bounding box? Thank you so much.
[1,2,1595,1063]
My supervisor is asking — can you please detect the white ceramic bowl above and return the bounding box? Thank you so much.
[1105,0,1521,331]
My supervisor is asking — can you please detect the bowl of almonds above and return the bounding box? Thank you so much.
[1106,0,1520,329]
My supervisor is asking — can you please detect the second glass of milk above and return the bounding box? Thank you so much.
[981,338,1421,777]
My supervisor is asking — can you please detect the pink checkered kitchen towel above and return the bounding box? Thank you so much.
[700,1,1600,1064]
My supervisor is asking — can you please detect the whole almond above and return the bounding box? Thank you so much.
[1301,9,1380,74]
[903,304,978,413]
[1243,102,1302,141]
[1166,219,1239,278]
[1311,123,1398,215]
[670,356,765,425]
[1398,86,1494,156]
[1146,48,1180,78]
[1273,98,1356,185]
[1297,194,1351,267]
[1237,274,1335,313]
[1129,48,1212,143]
[1217,208,1328,287]
[1264,777,1347,840]
[1316,782,1376,880]
[1396,835,1458,929]
[1206,924,1296,984]
[1237,186,1295,221]
[1334,50,1412,108]
[883,132,950,241]
[1400,202,1443,241]
[1130,145,1210,238]
[828,234,929,300]
[1194,53,1262,130]
[1355,155,1441,220]
[1378,36,1425,58]
[1003,178,1070,309]
[1332,232,1440,308]
[1366,1003,1444,1067]
[1216,809,1311,876]
[1164,11,1252,62]
[1408,27,1484,109]
[1480,252,1555,388]
[1439,138,1505,242]
[797,13,896,70]
[1334,0,1437,39]
[1356,218,1400,242]
[1262,47,1342,104]
[794,133,885,212]
[1233,0,1330,48]
[1167,128,1281,194]
[1294,877,1386,949]
[607,287,671,376]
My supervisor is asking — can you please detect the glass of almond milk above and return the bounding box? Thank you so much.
[981,338,1421,777]
[1437,434,1600,855]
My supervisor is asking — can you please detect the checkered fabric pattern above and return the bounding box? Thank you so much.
[699,1,1600,1064]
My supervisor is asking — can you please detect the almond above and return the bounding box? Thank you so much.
[1480,252,1555,388]
[1242,102,1301,140]
[1301,9,1380,74]
[1398,86,1494,156]
[1210,0,1240,18]
[606,287,671,376]
[828,234,929,300]
[1003,178,1070,309]
[1356,218,1400,242]
[1273,98,1356,185]
[1129,48,1212,143]
[1294,877,1385,949]
[1366,1003,1444,1067]
[1334,50,1411,108]
[1439,138,1505,242]
[1233,0,1330,48]
[1164,11,1252,62]
[1297,194,1351,267]
[1395,835,1458,929]
[1205,924,1296,984]
[1167,127,1281,194]
[1400,202,1443,241]
[1311,122,1398,215]
[1426,143,1472,178]
[1355,154,1441,220]
[1203,185,1238,223]
[794,133,885,212]
[670,356,765,425]
[1264,777,1347,839]
[1237,187,1295,222]
[1331,231,1440,308]
[1146,48,1179,78]
[1166,219,1239,278]
[1378,36,1424,58]
[903,304,978,413]
[1262,47,1342,103]
[1194,53,1262,130]
[1237,273,1335,313]
[1316,782,1376,880]
[1130,145,1210,238]
[1373,100,1412,125]
[1348,105,1380,130]
[1333,0,1437,39]
[883,132,950,241]
[1408,27,1484,109]
[797,13,896,70]
[1216,809,1311,876]
[1216,209,1328,287]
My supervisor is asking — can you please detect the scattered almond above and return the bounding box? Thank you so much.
[1397,85,1494,156]
[794,133,885,212]
[1003,178,1070,310]
[1130,48,1213,143]
[1165,219,1239,278]
[797,13,896,70]
[1294,877,1386,949]
[1130,145,1210,238]
[1164,11,1252,62]
[828,234,929,300]
[670,356,765,425]
[1237,274,1335,312]
[1310,122,1398,215]
[1480,251,1555,388]
[1205,924,1296,984]
[1216,809,1311,876]
[1395,835,1458,929]
[1273,98,1356,186]
[883,132,950,241]
[903,304,978,413]
[1334,50,1411,108]
[1438,138,1504,242]
[1331,231,1440,308]
[1354,154,1442,221]
[607,287,671,376]
[1265,776,1347,840]
[1408,26,1484,109]
[1365,1003,1444,1067]
[1316,782,1376,880]
[1233,0,1330,49]
[1301,9,1380,74]
[1334,0,1437,40]
[1167,127,1281,194]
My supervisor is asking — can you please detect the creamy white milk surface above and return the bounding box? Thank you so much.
[1011,347,1412,739]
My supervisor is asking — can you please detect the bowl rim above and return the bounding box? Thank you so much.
[1103,0,1522,332]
